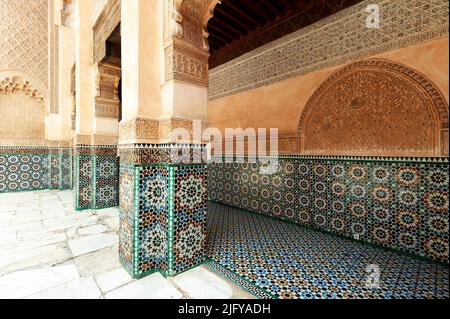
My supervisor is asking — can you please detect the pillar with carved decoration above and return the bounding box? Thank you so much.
[118,0,218,278]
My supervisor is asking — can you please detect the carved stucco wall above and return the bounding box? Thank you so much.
[0,0,49,145]
[209,0,449,101]
[207,0,449,157]
[208,35,449,157]
[299,59,449,157]
[0,0,48,89]
[0,91,45,146]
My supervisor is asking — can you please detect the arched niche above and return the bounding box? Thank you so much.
[298,59,449,157]
[0,73,46,145]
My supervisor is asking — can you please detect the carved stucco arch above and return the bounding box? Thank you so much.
[0,70,46,105]
[176,0,221,52]
[298,59,449,157]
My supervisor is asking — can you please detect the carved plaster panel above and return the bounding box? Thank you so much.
[119,117,208,144]
[298,59,449,157]
[209,0,449,100]
[165,39,209,86]
[94,62,121,118]
[0,0,49,88]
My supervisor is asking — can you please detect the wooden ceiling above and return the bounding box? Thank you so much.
[207,0,363,68]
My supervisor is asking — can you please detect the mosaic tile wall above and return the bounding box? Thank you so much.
[0,147,72,193]
[119,163,207,278]
[206,202,449,299]
[74,146,119,210]
[208,156,449,263]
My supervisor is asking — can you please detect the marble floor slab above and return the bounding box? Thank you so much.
[0,190,254,299]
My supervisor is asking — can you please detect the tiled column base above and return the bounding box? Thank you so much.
[49,147,73,190]
[0,146,72,193]
[119,145,207,278]
[74,145,119,210]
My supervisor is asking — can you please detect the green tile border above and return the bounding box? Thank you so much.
[133,166,140,277]
[167,166,175,276]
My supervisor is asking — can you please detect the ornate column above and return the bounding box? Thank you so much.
[72,0,119,210]
[118,0,214,278]
[46,0,73,192]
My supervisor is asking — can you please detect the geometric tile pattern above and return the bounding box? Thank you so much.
[119,164,135,275]
[172,165,208,275]
[61,153,72,189]
[74,155,93,210]
[137,166,169,277]
[74,146,119,211]
[207,202,449,299]
[0,149,72,193]
[119,163,207,279]
[0,153,49,193]
[50,153,61,189]
[94,156,119,208]
[209,156,449,263]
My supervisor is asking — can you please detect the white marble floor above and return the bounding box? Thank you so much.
[0,190,254,299]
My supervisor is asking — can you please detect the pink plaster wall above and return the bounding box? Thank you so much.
[207,37,449,155]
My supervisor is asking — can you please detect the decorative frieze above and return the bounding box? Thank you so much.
[0,76,45,104]
[165,39,209,87]
[298,59,449,157]
[208,0,449,100]
[94,62,121,118]
[119,143,206,166]
[119,117,207,144]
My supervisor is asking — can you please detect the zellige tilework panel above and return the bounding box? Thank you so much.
[172,165,207,275]
[0,153,49,193]
[137,166,169,277]
[94,156,119,208]
[61,153,72,189]
[50,153,60,189]
[206,202,449,299]
[119,163,207,279]
[74,153,119,210]
[0,150,72,193]
[119,164,135,275]
[208,156,449,263]
[75,155,94,210]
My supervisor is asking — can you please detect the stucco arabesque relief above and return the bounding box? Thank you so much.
[120,0,219,145]
[298,59,449,157]
[208,0,449,101]
[94,62,121,119]
[0,75,45,105]
[165,0,220,87]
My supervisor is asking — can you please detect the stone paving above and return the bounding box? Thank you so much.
[0,190,254,299]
